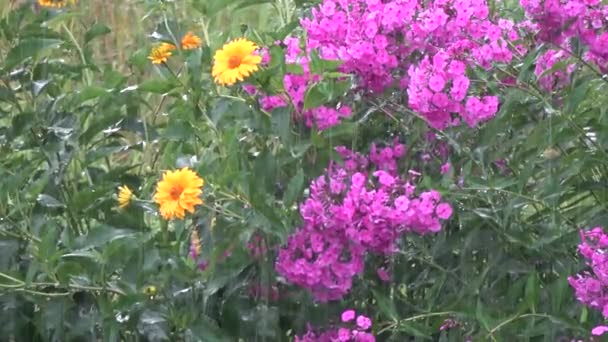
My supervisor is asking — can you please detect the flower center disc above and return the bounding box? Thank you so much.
[169,186,183,200]
[228,55,242,69]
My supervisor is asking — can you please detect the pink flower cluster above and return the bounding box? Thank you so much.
[275,142,453,301]
[301,0,408,93]
[407,50,499,128]
[522,0,608,77]
[534,50,576,91]
[244,37,352,131]
[295,310,375,342]
[569,227,608,318]
[299,0,525,128]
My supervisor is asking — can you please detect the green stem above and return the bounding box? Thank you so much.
[486,313,552,338]
[378,311,457,334]
[0,273,126,296]
[0,272,25,286]
[62,23,92,85]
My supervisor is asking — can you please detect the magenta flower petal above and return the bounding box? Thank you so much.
[592,325,608,336]
[341,310,356,322]
[356,315,372,330]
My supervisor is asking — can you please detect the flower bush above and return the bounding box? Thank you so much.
[276,143,452,301]
[0,0,607,340]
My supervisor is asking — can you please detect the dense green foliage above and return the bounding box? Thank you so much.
[0,0,607,341]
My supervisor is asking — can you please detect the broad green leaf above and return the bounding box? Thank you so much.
[283,168,304,207]
[138,78,179,93]
[525,271,539,313]
[371,288,398,320]
[5,38,63,70]
[32,80,50,97]
[397,321,433,339]
[76,85,109,103]
[271,106,291,142]
[303,83,328,110]
[75,225,139,249]
[164,120,194,141]
[84,23,111,44]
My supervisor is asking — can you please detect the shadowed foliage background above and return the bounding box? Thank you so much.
[0,0,607,341]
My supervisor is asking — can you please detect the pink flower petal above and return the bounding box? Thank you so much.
[341,309,356,322]
[592,325,608,336]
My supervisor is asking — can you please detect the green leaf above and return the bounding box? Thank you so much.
[322,121,356,140]
[565,77,592,114]
[308,50,342,74]
[283,169,304,207]
[138,79,179,94]
[525,271,539,313]
[43,12,81,28]
[517,46,539,83]
[75,225,139,249]
[397,321,432,339]
[61,250,103,263]
[330,79,351,100]
[269,44,286,69]
[193,0,243,17]
[235,0,273,10]
[271,107,291,142]
[76,85,109,103]
[187,315,230,341]
[0,86,17,104]
[84,23,111,44]
[32,80,50,97]
[37,194,65,208]
[371,288,398,320]
[476,298,492,332]
[164,120,194,141]
[286,63,304,75]
[303,83,328,110]
[0,240,19,269]
[269,20,300,41]
[5,38,63,70]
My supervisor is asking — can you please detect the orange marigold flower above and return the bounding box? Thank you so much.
[181,31,202,50]
[212,38,262,86]
[154,167,204,220]
[38,0,69,7]
[147,43,176,64]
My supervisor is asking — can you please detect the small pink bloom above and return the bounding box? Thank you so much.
[354,332,375,342]
[440,163,451,175]
[592,325,608,336]
[342,309,356,322]
[436,203,453,219]
[338,328,351,341]
[373,171,395,187]
[429,74,446,92]
[356,315,372,330]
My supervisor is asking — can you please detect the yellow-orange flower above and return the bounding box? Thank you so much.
[147,43,176,64]
[117,185,134,209]
[154,167,204,220]
[38,0,70,8]
[181,32,202,50]
[212,38,262,86]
